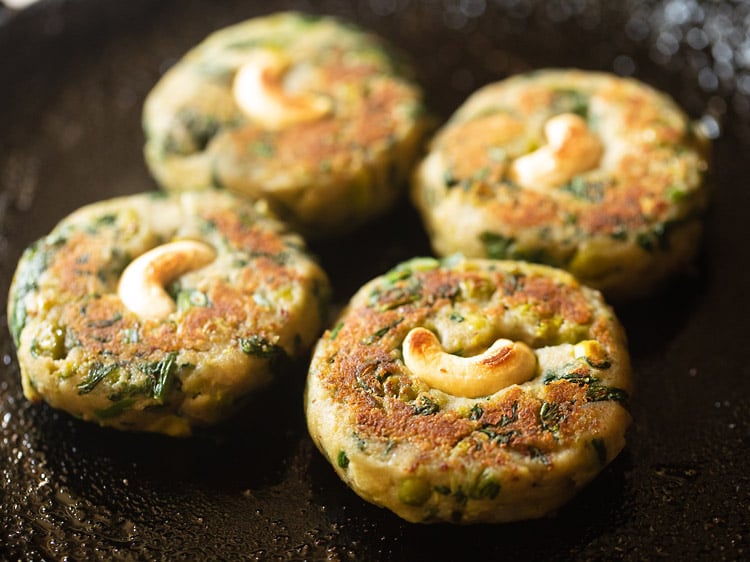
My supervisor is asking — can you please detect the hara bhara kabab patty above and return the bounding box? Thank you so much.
[8,190,330,437]
[305,256,631,523]
[143,11,430,238]
[411,69,710,299]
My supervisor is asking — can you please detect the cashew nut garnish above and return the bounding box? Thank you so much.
[402,327,537,398]
[509,112,603,189]
[118,240,216,320]
[233,50,332,129]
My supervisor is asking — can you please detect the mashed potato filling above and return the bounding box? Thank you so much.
[9,190,330,436]
[143,12,430,238]
[411,69,710,298]
[305,257,631,523]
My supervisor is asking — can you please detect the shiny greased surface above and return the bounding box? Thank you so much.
[431,70,706,234]
[1,0,748,557]
[143,12,428,237]
[314,259,628,451]
[9,191,329,435]
[306,258,631,523]
[412,69,710,298]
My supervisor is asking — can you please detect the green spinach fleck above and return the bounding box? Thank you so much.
[239,335,290,374]
[480,231,514,259]
[469,472,501,500]
[469,404,484,421]
[143,352,178,402]
[250,139,275,158]
[591,438,607,466]
[586,384,629,406]
[371,279,423,311]
[246,250,289,266]
[636,222,668,253]
[361,317,404,345]
[544,367,629,407]
[78,362,118,395]
[337,450,350,469]
[449,311,465,323]
[10,238,64,345]
[329,322,344,341]
[478,426,518,445]
[164,109,221,155]
[239,335,285,359]
[561,177,606,203]
[477,401,519,443]
[539,401,562,433]
[87,313,123,329]
[443,168,459,188]
[552,89,589,119]
[414,395,440,416]
[95,398,136,419]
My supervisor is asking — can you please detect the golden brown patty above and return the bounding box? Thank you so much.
[305,257,631,523]
[411,69,710,298]
[8,190,330,436]
[143,11,430,238]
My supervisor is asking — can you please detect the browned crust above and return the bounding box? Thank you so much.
[313,260,629,464]
[38,194,318,362]
[224,59,418,175]
[429,71,707,236]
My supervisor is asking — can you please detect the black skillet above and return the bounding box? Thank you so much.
[1,1,748,559]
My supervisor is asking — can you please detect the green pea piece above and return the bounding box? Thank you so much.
[398,477,431,507]
[470,472,501,500]
[337,450,350,469]
[176,289,208,311]
[31,325,67,360]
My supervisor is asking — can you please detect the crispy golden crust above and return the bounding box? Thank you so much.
[305,257,631,523]
[9,190,330,436]
[143,12,430,238]
[411,69,710,298]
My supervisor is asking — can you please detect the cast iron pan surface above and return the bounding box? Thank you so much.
[1,1,748,560]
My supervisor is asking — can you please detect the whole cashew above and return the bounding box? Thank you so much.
[509,112,603,189]
[402,327,537,398]
[118,240,216,320]
[233,50,332,129]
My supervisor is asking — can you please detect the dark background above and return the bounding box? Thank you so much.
[0,1,748,560]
